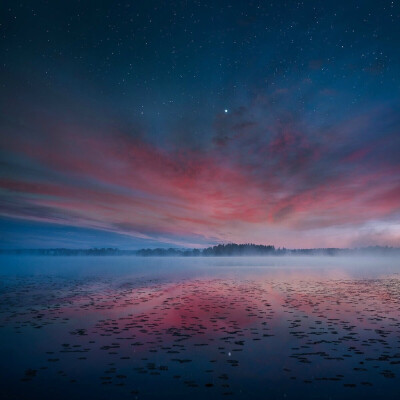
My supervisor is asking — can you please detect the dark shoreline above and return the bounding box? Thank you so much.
[0,244,398,257]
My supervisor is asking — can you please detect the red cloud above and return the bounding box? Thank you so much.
[1,106,399,248]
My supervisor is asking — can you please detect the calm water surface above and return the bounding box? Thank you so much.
[0,256,399,399]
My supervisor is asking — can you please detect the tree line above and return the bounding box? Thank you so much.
[1,243,398,256]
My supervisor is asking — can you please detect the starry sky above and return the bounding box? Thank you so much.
[1,1,399,249]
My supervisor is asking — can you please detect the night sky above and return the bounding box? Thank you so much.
[1,1,399,249]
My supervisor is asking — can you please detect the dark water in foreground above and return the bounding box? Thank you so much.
[0,256,399,400]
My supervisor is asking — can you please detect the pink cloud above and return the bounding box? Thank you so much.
[1,105,399,248]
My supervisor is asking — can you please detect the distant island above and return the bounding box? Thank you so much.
[0,243,399,256]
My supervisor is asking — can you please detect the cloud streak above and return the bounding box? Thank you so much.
[0,83,399,248]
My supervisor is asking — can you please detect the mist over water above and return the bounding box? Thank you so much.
[1,254,399,278]
[1,256,399,399]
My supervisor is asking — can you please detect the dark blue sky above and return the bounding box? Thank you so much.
[1,1,399,248]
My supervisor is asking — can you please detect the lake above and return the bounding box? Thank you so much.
[0,256,399,399]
